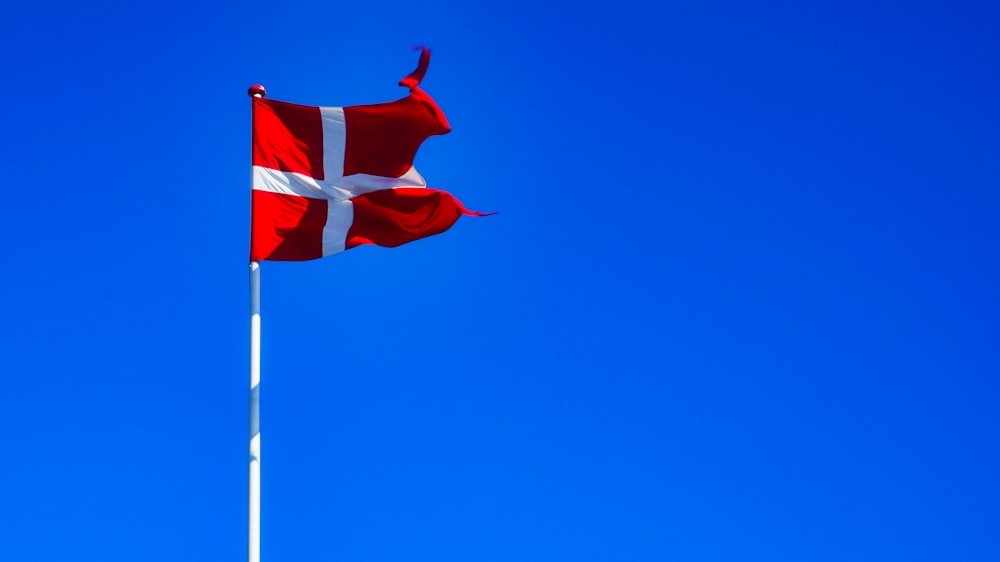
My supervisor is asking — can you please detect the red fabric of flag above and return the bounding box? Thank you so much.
[249,48,490,262]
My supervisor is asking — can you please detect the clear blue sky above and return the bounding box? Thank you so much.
[2,1,999,560]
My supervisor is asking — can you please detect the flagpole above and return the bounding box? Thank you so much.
[248,83,266,562]
[249,260,261,562]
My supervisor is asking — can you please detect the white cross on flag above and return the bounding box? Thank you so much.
[250,48,491,261]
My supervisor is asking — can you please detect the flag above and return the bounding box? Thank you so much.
[250,48,490,262]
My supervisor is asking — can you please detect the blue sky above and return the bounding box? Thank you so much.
[2,0,999,560]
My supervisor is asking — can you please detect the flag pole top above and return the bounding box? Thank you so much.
[248,84,267,98]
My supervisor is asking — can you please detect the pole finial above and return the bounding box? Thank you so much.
[248,84,267,98]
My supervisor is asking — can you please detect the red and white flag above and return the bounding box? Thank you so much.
[250,48,490,262]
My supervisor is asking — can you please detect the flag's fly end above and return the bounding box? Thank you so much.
[463,209,498,217]
[399,46,432,90]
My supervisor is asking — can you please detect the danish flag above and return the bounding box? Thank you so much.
[250,48,490,262]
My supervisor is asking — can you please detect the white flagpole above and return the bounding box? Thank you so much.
[249,260,261,562]
[248,83,266,562]
[247,261,260,562]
